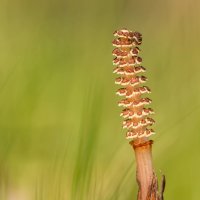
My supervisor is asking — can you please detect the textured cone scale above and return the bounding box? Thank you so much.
[112,28,155,139]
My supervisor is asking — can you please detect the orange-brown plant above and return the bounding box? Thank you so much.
[112,29,165,200]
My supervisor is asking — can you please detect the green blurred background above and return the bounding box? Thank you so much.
[0,0,200,199]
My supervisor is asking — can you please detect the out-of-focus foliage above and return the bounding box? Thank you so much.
[0,0,200,199]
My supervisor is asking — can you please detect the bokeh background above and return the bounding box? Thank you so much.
[0,0,200,199]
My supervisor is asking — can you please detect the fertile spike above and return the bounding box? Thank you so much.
[112,29,155,139]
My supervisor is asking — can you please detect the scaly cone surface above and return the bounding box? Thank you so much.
[112,29,155,139]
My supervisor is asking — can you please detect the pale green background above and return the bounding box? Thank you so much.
[0,0,199,199]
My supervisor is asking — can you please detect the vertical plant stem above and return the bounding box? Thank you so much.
[130,138,158,200]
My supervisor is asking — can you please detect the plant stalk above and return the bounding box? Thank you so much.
[130,138,163,200]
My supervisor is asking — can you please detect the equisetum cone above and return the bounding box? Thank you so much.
[112,28,155,139]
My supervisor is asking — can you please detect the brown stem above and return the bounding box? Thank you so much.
[130,138,164,200]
